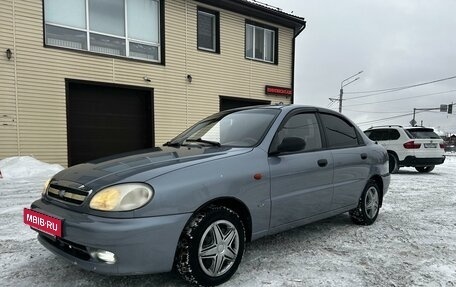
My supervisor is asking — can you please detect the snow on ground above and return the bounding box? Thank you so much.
[1,157,455,287]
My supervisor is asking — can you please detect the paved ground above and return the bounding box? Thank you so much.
[1,156,455,287]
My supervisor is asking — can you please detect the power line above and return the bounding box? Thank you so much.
[344,88,412,101]
[344,75,456,96]
[426,110,456,117]
[344,109,410,114]
[344,89,456,107]
[356,111,427,126]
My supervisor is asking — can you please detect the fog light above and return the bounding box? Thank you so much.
[91,250,116,264]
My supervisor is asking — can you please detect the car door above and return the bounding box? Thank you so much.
[269,111,334,228]
[319,113,371,210]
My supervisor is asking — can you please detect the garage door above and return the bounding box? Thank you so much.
[67,81,154,166]
[220,96,271,111]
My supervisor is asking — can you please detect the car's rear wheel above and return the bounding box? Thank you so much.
[349,180,380,225]
[415,165,435,173]
[175,206,245,287]
[388,153,399,174]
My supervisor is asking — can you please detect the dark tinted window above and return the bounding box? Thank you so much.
[389,129,400,140]
[320,113,359,148]
[364,129,400,141]
[406,128,440,139]
[197,8,219,53]
[271,113,322,152]
[364,129,389,141]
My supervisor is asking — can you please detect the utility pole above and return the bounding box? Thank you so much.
[339,88,343,113]
[330,71,363,113]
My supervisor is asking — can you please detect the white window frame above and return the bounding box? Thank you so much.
[44,0,161,62]
[246,23,275,63]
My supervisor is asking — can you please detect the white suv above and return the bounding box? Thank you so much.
[364,126,445,173]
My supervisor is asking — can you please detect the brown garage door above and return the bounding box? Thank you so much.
[67,81,154,166]
[220,96,270,111]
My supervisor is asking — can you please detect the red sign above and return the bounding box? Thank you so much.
[23,208,63,237]
[265,85,293,96]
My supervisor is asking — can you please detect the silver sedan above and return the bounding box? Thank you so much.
[25,105,390,286]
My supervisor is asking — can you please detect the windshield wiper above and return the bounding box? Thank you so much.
[186,138,221,147]
[163,141,182,147]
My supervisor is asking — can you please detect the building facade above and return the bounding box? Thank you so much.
[0,0,305,166]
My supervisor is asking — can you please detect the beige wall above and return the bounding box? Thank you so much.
[0,0,294,166]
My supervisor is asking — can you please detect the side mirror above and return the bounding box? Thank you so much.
[276,137,306,154]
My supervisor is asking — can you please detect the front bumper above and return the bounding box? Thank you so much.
[399,155,446,167]
[31,199,192,275]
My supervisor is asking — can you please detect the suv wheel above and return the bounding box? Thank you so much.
[175,206,245,287]
[415,165,435,173]
[349,180,380,225]
[388,153,399,174]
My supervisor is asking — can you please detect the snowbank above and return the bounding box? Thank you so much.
[0,156,63,180]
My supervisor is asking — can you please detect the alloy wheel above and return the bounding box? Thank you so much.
[198,220,239,277]
[365,186,379,219]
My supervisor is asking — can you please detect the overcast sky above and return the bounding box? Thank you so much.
[262,0,456,134]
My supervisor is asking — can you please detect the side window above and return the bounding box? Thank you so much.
[197,7,220,53]
[271,113,322,152]
[320,113,359,148]
[365,129,389,141]
[245,20,278,64]
[389,129,400,140]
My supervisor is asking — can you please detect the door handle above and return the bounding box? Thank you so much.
[317,159,328,167]
[361,153,368,160]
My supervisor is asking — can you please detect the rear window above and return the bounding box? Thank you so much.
[405,128,440,139]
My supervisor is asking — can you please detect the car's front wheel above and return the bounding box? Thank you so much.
[175,206,245,287]
[349,180,380,225]
[415,165,435,173]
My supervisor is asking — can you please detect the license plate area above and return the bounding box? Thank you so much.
[424,143,437,148]
[23,208,63,237]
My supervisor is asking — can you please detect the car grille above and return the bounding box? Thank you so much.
[47,184,89,205]
[39,234,91,261]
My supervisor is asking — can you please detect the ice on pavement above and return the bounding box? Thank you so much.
[0,156,455,286]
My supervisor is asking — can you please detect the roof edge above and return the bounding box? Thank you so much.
[194,0,306,36]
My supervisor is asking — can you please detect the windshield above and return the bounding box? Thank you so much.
[170,109,280,147]
[405,128,441,139]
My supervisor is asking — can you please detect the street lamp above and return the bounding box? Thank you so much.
[339,70,363,113]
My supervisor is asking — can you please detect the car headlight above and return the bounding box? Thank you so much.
[42,179,51,195]
[89,183,153,212]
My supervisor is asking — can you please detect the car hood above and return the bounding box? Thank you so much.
[52,146,252,191]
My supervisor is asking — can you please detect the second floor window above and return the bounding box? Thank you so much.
[245,21,277,63]
[197,7,220,53]
[44,0,161,62]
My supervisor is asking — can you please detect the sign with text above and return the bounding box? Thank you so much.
[265,86,293,97]
[23,208,62,237]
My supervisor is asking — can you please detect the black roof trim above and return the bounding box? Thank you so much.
[194,0,306,36]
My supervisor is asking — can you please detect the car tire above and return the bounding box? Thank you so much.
[175,206,246,287]
[388,153,399,174]
[349,180,381,225]
[415,165,435,173]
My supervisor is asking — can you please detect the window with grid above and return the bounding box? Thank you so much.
[44,0,161,62]
[245,21,277,63]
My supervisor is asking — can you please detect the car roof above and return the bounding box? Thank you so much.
[223,104,340,115]
[365,125,403,130]
[404,126,434,130]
